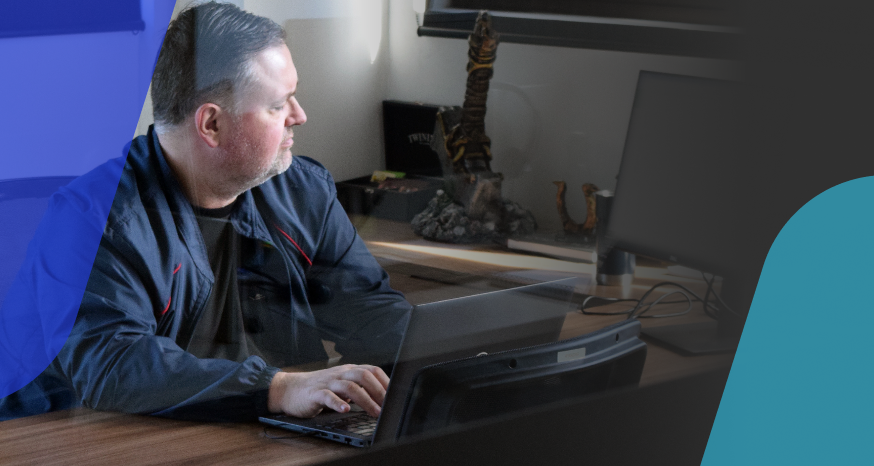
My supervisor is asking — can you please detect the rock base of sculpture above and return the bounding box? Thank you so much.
[412,190,537,243]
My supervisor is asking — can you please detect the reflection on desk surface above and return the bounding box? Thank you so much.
[1,217,735,465]
[358,218,735,386]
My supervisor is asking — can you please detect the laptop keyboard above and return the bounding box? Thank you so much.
[321,413,377,436]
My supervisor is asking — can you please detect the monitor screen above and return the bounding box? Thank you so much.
[606,71,743,279]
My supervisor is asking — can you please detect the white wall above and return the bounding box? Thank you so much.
[249,0,390,182]
[386,0,741,230]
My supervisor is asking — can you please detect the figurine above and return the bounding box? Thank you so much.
[553,181,599,235]
[413,11,536,243]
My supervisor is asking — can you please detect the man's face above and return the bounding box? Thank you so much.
[217,44,307,191]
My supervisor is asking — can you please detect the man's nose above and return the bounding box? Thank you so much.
[287,98,307,126]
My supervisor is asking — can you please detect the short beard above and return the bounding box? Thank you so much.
[212,145,291,200]
[210,112,293,197]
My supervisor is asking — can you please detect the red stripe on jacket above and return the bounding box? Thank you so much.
[274,225,313,266]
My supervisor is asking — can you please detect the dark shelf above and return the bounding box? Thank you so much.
[419,9,740,60]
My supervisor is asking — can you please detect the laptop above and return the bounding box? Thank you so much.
[396,318,647,437]
[259,278,578,447]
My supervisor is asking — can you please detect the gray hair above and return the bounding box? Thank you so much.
[151,1,286,131]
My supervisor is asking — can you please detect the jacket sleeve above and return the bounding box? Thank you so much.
[306,188,412,367]
[56,225,280,422]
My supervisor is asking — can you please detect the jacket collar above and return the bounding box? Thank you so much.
[146,127,273,277]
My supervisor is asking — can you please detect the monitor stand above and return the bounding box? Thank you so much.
[641,321,739,355]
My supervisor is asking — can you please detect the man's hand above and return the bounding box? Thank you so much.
[267,364,389,418]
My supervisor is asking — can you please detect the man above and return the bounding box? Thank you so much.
[1,2,411,421]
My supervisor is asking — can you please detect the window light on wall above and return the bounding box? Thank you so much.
[351,0,383,64]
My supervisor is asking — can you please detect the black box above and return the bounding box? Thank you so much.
[336,176,443,222]
[335,101,447,222]
[382,100,443,177]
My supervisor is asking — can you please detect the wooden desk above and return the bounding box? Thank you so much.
[354,216,736,388]
[0,217,735,465]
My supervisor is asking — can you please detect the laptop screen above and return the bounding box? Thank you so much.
[373,278,578,444]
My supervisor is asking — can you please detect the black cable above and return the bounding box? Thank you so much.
[579,296,639,316]
[626,282,692,319]
[580,282,690,318]
[634,289,692,319]
[701,272,741,318]
[702,273,718,320]
[580,280,724,319]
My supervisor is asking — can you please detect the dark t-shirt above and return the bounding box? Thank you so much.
[187,201,263,363]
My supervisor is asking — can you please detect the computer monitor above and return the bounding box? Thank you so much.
[604,70,746,354]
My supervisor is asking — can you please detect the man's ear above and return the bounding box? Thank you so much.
[194,103,222,148]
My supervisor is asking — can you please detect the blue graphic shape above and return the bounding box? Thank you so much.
[702,176,874,465]
[0,0,176,399]
[0,0,144,39]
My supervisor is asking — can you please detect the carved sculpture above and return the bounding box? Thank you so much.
[413,11,536,243]
[446,10,497,175]
[554,181,599,235]
[432,11,504,222]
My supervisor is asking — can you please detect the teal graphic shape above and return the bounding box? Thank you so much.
[702,176,874,465]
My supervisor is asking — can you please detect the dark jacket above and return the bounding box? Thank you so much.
[1,127,411,421]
